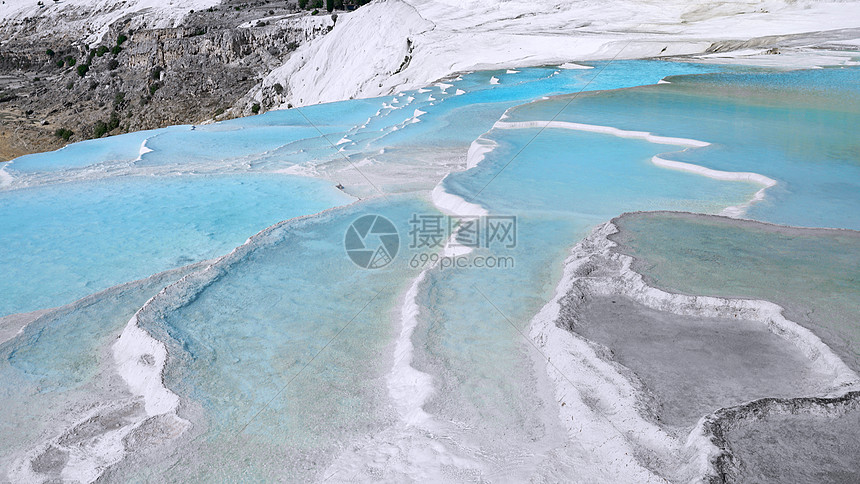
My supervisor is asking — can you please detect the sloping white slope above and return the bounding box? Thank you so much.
[263,0,434,105]
[0,0,220,44]
[263,0,860,107]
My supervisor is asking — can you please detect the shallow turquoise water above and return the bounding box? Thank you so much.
[0,262,204,472]
[512,67,860,228]
[612,212,860,369]
[0,175,351,316]
[403,66,859,474]
[412,122,757,461]
[126,196,430,482]
[4,127,181,174]
[0,60,726,318]
[1,62,858,481]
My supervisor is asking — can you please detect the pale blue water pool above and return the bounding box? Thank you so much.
[1,61,857,482]
[129,196,431,482]
[0,60,727,319]
[510,67,860,228]
[5,128,180,174]
[0,175,352,316]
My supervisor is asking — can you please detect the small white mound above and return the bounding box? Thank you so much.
[132,139,154,163]
[113,316,180,417]
[277,164,320,177]
[559,62,594,69]
[430,182,487,219]
[465,135,498,170]
[0,167,13,187]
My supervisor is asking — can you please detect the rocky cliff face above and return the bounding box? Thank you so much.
[0,1,336,161]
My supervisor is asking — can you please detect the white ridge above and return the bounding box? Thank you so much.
[494,119,710,148]
[650,155,776,217]
[386,271,435,426]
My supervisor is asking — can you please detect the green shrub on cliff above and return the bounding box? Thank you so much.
[93,120,109,138]
[108,113,120,131]
[54,128,73,141]
[92,114,120,138]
